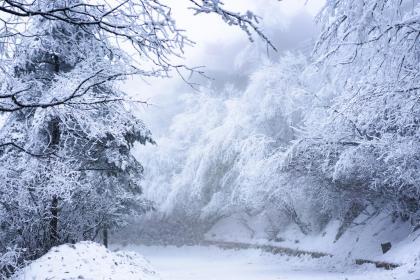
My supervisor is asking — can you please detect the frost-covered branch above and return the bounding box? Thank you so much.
[188,0,277,51]
[0,141,55,157]
[0,0,275,112]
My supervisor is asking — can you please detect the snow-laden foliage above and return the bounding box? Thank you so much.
[138,53,337,237]
[0,5,154,275]
[0,0,275,274]
[0,247,22,279]
[0,0,275,113]
[288,0,420,226]
[138,0,419,243]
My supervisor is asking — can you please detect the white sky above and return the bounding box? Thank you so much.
[166,0,324,66]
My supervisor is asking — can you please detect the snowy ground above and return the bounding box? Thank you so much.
[116,245,417,280]
[11,241,418,279]
[14,242,159,280]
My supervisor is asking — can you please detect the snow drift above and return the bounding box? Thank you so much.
[13,242,159,280]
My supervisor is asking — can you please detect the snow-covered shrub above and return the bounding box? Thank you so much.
[0,247,23,279]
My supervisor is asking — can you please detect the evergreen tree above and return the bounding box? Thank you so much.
[0,1,153,272]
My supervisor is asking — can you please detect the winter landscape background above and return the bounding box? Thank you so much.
[0,0,419,279]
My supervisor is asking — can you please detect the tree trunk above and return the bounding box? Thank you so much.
[335,202,365,241]
[50,195,59,245]
[103,227,108,248]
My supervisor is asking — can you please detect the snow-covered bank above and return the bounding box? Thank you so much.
[13,242,159,280]
[207,213,419,259]
[116,244,417,280]
[204,213,420,278]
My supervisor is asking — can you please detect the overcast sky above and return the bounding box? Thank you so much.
[123,0,325,136]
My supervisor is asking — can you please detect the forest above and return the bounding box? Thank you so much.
[0,0,418,279]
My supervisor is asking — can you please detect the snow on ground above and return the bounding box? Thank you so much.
[14,241,160,280]
[116,244,419,280]
[206,212,420,267]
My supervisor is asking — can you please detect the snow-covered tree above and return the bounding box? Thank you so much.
[0,8,155,275]
[135,52,333,240]
[0,0,275,114]
[135,0,419,242]
[286,0,420,232]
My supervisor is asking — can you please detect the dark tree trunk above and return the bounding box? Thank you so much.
[335,202,365,241]
[283,202,311,235]
[103,227,108,248]
[53,54,60,73]
[50,195,59,245]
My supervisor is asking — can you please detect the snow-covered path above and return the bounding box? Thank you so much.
[118,245,401,280]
